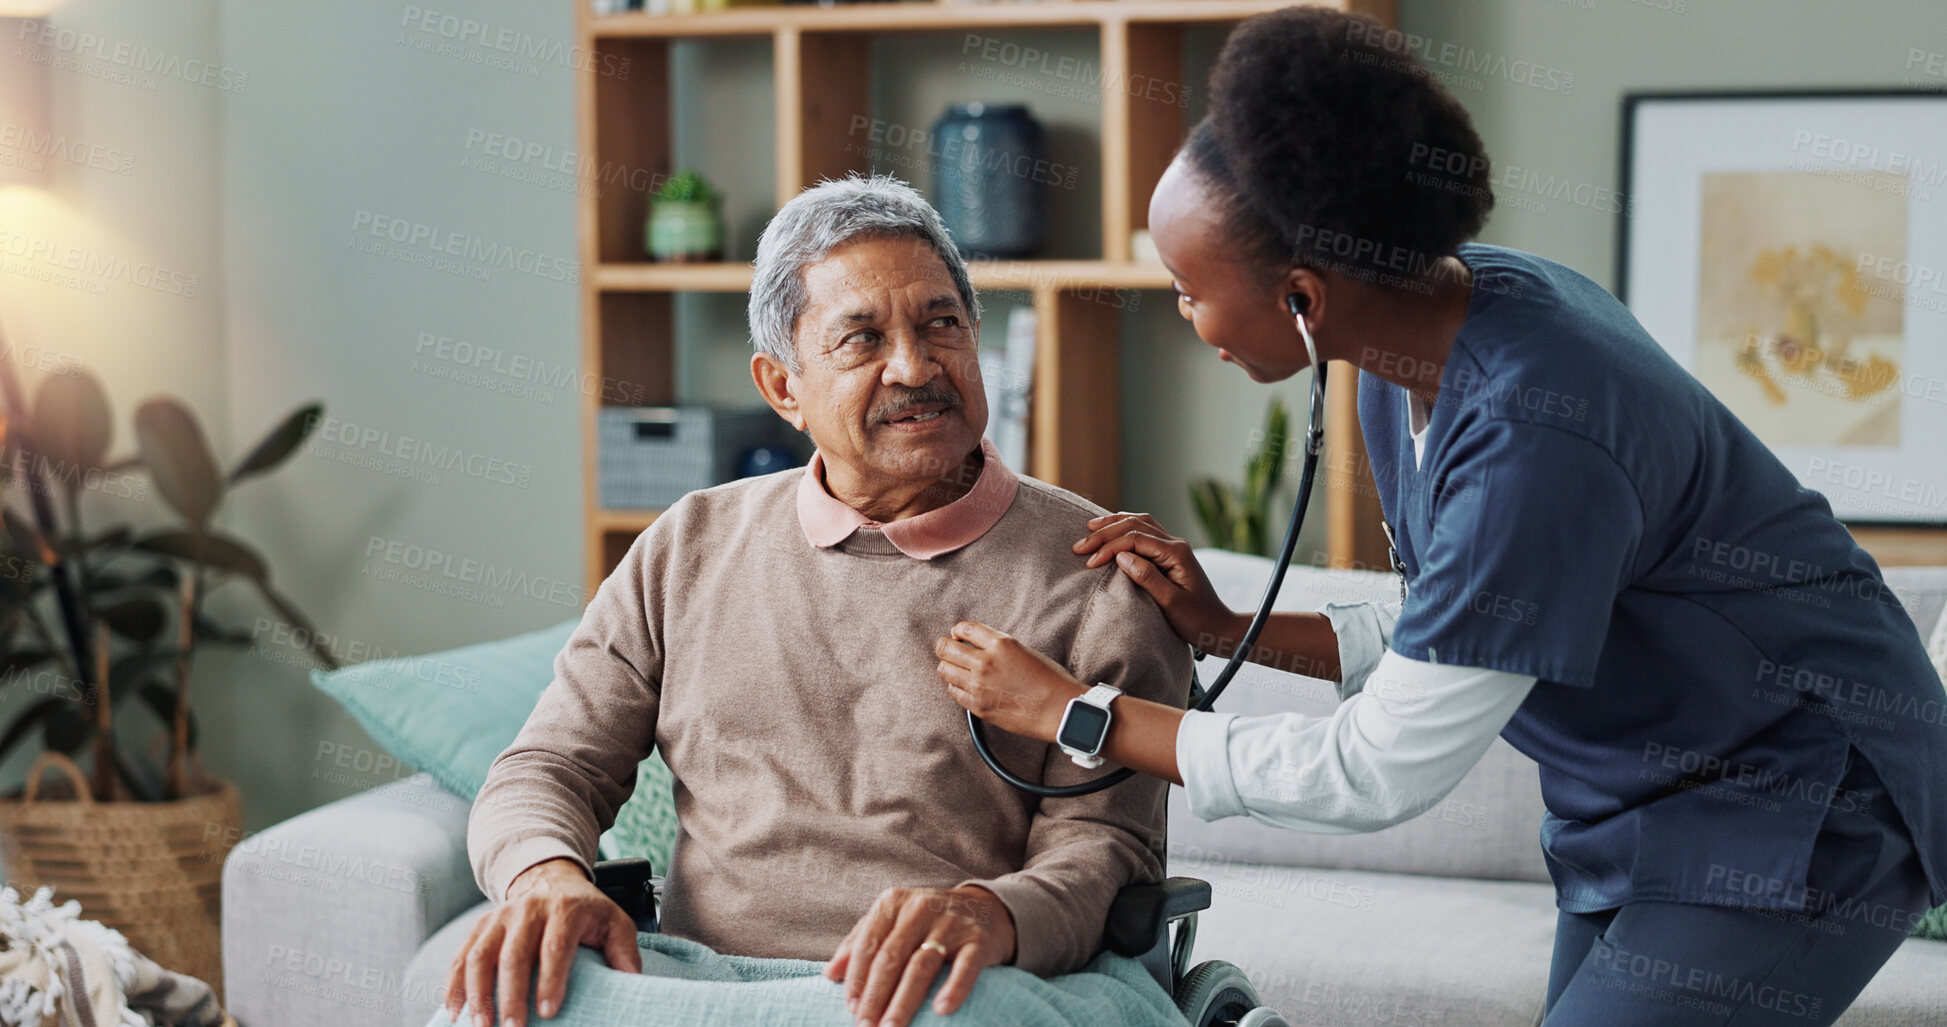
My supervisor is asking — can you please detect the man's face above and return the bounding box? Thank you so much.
[771,236,988,489]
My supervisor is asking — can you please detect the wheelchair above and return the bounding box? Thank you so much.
[594,858,1289,1027]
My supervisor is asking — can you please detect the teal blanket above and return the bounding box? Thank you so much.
[427,933,1186,1027]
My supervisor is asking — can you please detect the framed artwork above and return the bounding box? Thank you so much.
[1619,90,1947,525]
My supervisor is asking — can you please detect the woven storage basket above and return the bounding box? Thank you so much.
[0,751,241,998]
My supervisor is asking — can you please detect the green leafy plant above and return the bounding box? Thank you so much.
[1190,397,1289,556]
[655,169,721,205]
[0,350,337,802]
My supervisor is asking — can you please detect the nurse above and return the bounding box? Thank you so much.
[934,8,1947,1025]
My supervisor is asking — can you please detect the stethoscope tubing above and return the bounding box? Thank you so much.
[969,314,1330,798]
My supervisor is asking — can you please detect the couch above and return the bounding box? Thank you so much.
[222,554,1947,1027]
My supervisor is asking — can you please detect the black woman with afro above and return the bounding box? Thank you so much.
[936,7,1947,1025]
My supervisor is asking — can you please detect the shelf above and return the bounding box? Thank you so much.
[595,508,664,533]
[595,262,756,291]
[593,259,1175,292]
[577,0,1399,588]
[586,0,1349,39]
[1847,525,1947,567]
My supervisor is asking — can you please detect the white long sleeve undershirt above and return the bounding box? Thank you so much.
[1176,651,1537,831]
[1176,395,1538,831]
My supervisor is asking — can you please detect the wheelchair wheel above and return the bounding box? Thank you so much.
[1175,960,1264,1027]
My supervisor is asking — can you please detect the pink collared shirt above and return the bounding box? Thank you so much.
[796,437,1021,560]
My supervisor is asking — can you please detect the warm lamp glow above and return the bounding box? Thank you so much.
[0,16,50,189]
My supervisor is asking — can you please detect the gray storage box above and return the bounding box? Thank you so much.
[598,406,788,508]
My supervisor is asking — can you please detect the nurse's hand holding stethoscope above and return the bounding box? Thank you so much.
[1073,512,1233,652]
[936,621,1087,742]
[938,511,1225,743]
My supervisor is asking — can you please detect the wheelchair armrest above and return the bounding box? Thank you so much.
[593,859,1209,960]
[594,857,659,929]
[1103,876,1212,957]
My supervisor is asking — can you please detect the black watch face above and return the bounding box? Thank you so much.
[1058,701,1111,753]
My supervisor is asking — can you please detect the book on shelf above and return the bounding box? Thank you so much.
[980,305,1037,474]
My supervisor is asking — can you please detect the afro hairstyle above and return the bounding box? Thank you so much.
[1196,7,1495,278]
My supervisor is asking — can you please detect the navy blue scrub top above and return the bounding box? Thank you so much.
[1363,243,1947,915]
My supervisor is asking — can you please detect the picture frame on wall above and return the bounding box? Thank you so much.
[1618,90,1947,526]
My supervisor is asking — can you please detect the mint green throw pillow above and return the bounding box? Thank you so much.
[309,619,678,873]
[1917,904,1947,941]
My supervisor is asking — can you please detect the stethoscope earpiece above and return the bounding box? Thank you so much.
[1287,296,1326,456]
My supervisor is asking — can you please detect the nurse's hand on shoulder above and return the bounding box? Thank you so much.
[443,857,642,1027]
[1074,512,1232,650]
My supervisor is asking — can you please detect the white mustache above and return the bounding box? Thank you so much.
[874,389,961,422]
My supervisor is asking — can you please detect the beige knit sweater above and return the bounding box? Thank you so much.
[468,468,1191,976]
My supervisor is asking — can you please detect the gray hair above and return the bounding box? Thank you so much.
[748,174,979,369]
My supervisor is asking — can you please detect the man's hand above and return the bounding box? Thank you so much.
[442,858,643,1027]
[824,885,1016,1027]
[936,621,1086,743]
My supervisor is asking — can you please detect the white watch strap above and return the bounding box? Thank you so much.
[1080,683,1122,708]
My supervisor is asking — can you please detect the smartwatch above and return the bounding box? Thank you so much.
[1056,684,1122,769]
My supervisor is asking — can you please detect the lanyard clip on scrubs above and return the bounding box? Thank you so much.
[967,294,1331,798]
[1379,519,1407,603]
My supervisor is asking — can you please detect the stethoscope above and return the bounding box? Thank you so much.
[969,295,1329,797]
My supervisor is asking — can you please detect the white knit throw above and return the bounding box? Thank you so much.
[0,885,157,1027]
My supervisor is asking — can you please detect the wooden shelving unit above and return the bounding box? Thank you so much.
[1849,526,1947,568]
[575,0,1396,593]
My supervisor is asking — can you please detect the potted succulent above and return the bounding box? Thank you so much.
[0,345,336,992]
[645,169,726,262]
[1190,397,1289,557]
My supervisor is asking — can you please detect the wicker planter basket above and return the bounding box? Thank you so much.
[0,751,241,998]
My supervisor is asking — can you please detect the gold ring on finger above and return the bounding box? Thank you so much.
[919,940,949,958]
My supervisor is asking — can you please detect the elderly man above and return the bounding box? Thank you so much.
[440,175,1189,1027]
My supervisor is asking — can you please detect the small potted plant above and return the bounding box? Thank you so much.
[646,169,726,263]
[1190,397,1289,557]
